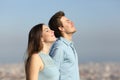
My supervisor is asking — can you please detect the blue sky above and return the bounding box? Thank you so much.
[0,0,120,64]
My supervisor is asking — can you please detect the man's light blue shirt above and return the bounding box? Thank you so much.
[50,37,80,80]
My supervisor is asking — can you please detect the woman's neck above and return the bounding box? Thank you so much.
[41,43,52,54]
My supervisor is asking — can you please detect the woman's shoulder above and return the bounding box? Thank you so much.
[30,53,43,63]
[31,53,40,60]
[30,53,44,70]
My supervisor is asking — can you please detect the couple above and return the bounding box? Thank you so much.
[25,11,80,80]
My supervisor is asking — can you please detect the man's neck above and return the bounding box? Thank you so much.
[62,33,73,41]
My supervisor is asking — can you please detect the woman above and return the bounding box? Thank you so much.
[25,23,59,80]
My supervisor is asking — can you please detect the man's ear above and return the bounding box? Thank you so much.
[58,26,64,32]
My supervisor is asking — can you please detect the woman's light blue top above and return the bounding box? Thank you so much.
[38,52,59,80]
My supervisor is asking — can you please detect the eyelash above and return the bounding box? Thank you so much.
[46,29,50,32]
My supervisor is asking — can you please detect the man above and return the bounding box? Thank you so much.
[49,11,80,80]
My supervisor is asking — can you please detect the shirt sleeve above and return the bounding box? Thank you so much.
[52,47,64,70]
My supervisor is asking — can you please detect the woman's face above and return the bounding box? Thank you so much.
[41,25,56,43]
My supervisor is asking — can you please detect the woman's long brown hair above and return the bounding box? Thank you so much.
[25,23,44,80]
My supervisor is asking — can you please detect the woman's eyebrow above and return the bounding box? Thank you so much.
[43,28,49,31]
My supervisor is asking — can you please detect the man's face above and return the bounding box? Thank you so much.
[60,16,76,34]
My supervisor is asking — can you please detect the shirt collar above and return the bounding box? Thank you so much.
[59,37,73,46]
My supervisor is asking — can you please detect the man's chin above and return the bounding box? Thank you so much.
[73,30,77,33]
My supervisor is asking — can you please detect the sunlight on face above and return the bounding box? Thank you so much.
[60,16,76,34]
[42,25,56,43]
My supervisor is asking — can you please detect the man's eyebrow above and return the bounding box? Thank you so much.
[66,19,70,21]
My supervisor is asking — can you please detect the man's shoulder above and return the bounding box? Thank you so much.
[53,39,65,47]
